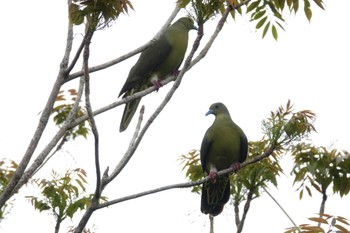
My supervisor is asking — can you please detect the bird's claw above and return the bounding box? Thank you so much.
[152,80,162,92]
[230,162,241,172]
[208,171,218,182]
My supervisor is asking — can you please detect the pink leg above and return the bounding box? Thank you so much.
[208,170,218,182]
[152,80,162,92]
[230,162,241,172]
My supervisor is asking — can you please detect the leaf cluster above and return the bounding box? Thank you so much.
[69,0,133,29]
[285,213,350,233]
[179,0,324,40]
[291,143,350,198]
[26,169,93,221]
[178,150,204,193]
[51,89,90,140]
[0,159,17,221]
[262,100,316,148]
[247,0,325,39]
[179,0,226,24]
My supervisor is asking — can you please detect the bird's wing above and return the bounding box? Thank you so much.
[200,130,212,172]
[239,131,248,163]
[118,35,172,96]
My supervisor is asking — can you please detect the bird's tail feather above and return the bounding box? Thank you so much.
[119,90,141,132]
[201,175,230,216]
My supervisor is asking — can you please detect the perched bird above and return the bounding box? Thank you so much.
[118,17,197,132]
[200,102,248,216]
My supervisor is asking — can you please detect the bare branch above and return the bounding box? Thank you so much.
[82,29,101,197]
[262,186,301,231]
[0,15,75,209]
[65,33,86,75]
[73,29,102,233]
[96,146,275,209]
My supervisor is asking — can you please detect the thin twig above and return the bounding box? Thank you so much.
[65,33,86,75]
[101,106,145,188]
[82,29,101,197]
[263,186,301,231]
[73,29,102,233]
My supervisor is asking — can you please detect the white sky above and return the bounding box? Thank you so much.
[1,0,349,232]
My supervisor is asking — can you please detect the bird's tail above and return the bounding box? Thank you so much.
[119,90,141,132]
[201,175,230,216]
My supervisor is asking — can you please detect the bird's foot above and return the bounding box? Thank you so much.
[208,171,218,182]
[230,162,241,173]
[152,80,162,92]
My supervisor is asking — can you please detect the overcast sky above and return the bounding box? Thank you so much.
[1,0,349,232]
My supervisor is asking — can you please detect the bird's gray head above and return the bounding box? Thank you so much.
[205,102,230,116]
[176,17,198,31]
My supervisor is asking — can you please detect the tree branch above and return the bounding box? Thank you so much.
[65,33,86,75]
[96,146,275,209]
[73,29,101,233]
[0,11,75,209]
[237,189,254,233]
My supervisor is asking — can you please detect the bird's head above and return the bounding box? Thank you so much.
[176,17,198,31]
[206,102,230,117]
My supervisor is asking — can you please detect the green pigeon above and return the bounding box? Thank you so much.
[200,102,248,216]
[118,17,197,132]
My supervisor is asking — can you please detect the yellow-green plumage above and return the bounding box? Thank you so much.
[200,103,248,216]
[118,17,196,132]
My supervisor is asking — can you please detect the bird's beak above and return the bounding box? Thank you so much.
[193,25,198,30]
[205,109,214,116]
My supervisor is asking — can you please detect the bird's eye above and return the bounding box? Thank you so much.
[215,105,219,109]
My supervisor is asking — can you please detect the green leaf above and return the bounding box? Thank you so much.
[299,189,303,199]
[256,16,267,29]
[272,24,278,40]
[247,0,260,13]
[262,22,270,38]
[305,185,312,197]
[334,224,350,233]
[292,0,299,13]
[313,0,325,10]
[304,0,312,21]
[309,217,328,224]
[253,10,266,20]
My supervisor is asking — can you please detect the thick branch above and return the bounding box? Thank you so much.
[0,16,74,209]
[12,70,86,197]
